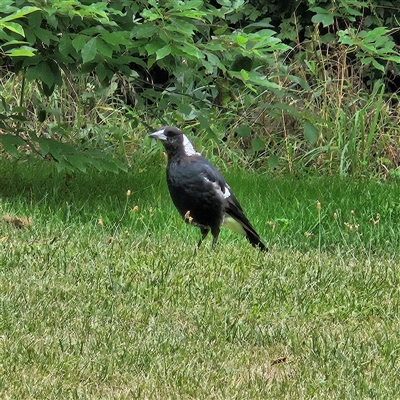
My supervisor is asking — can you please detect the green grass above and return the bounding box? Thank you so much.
[0,160,399,398]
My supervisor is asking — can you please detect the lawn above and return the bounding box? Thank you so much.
[0,160,399,398]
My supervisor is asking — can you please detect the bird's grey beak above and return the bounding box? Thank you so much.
[149,129,167,141]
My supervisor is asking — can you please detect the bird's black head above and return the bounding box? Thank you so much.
[149,126,199,158]
[149,126,182,143]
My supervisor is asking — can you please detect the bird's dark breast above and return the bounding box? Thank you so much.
[166,160,224,229]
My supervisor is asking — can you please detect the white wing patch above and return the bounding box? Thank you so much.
[223,184,231,199]
[183,135,201,157]
[203,176,231,199]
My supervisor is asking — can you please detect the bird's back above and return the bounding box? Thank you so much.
[166,156,226,230]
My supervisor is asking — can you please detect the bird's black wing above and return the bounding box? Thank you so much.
[198,160,267,251]
[196,158,232,200]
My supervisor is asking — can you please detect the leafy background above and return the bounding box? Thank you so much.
[0,0,399,176]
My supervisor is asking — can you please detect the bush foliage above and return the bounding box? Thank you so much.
[0,0,399,174]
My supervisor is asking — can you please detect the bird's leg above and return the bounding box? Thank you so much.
[211,227,220,250]
[198,227,209,248]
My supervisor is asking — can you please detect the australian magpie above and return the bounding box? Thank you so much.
[149,126,268,252]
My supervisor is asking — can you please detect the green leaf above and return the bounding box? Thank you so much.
[204,51,226,72]
[145,41,163,56]
[244,18,273,32]
[198,113,210,131]
[1,6,40,22]
[358,26,389,40]
[268,155,279,170]
[251,138,265,152]
[131,23,159,39]
[54,157,69,173]
[311,13,334,27]
[166,17,198,35]
[41,82,55,96]
[174,43,203,60]
[198,114,218,140]
[177,103,193,118]
[0,134,26,157]
[319,33,336,43]
[6,46,36,57]
[169,0,204,11]
[59,35,75,57]
[72,35,87,52]
[231,70,281,90]
[240,69,250,80]
[0,21,24,36]
[81,38,97,64]
[310,7,335,27]
[64,154,87,172]
[338,29,357,46]
[304,121,318,145]
[12,106,27,114]
[141,9,160,21]
[288,75,311,91]
[33,27,58,46]
[216,0,231,6]
[26,61,56,88]
[100,31,133,47]
[10,113,27,122]
[156,44,171,60]
[0,39,27,47]
[360,57,385,72]
[96,38,113,58]
[235,35,248,46]
[236,124,251,137]
[214,24,229,35]
[370,58,385,72]
[96,62,109,83]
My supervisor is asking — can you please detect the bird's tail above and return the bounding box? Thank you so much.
[225,195,268,252]
[244,226,268,252]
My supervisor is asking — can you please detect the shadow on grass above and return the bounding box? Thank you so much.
[0,159,167,217]
[1,158,399,253]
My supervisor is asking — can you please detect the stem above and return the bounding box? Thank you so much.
[19,67,26,108]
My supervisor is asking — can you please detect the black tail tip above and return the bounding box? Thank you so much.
[257,242,268,252]
[245,230,268,252]
[249,238,268,252]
